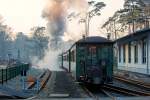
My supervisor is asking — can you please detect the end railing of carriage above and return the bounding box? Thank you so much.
[0,63,29,84]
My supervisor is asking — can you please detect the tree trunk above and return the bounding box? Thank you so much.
[86,13,90,37]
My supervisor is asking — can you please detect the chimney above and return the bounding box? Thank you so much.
[82,34,86,40]
[107,33,111,40]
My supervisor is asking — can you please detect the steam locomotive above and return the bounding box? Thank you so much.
[59,36,113,84]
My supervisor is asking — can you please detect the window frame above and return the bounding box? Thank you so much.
[142,39,147,64]
[128,42,131,63]
[123,45,126,63]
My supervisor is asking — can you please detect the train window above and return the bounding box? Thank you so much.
[71,51,72,61]
[87,46,97,66]
[63,55,67,61]
[67,54,69,61]
[71,50,75,62]
[89,46,96,54]
[79,47,85,57]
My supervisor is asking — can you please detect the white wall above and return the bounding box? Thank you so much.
[118,36,149,74]
[148,33,150,74]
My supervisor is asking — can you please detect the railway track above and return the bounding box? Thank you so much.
[114,75,150,90]
[79,83,96,98]
[101,89,115,99]
[81,80,150,99]
[39,70,51,91]
[102,84,150,96]
[27,69,51,92]
[81,83,119,99]
[27,70,46,89]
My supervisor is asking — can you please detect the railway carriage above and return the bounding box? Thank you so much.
[60,36,113,84]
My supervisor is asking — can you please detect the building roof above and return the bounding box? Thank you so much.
[116,28,150,45]
[76,36,113,44]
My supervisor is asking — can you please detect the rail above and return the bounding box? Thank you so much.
[102,84,150,96]
[101,89,115,99]
[27,69,51,92]
[114,75,150,90]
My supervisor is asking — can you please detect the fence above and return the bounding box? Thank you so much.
[0,63,29,84]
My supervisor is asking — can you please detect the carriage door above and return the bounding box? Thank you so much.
[87,46,98,67]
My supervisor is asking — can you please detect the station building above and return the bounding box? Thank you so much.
[115,29,150,75]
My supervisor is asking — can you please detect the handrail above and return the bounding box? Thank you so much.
[0,63,29,84]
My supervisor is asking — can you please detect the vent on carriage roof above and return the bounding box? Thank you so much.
[76,36,112,44]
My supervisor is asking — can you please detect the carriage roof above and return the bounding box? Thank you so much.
[76,36,112,44]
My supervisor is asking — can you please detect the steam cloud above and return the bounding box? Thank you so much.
[42,0,68,48]
[42,0,88,47]
[35,0,88,70]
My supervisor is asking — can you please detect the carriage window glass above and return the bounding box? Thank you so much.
[71,50,75,62]
[67,54,69,61]
[63,55,66,61]
[79,46,85,57]
[88,46,97,66]
[65,55,67,61]
[89,46,96,55]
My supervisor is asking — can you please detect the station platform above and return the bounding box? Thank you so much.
[114,69,150,84]
[0,67,45,98]
[36,71,89,99]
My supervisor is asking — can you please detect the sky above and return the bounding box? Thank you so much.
[89,0,124,36]
[0,0,124,35]
[0,0,46,33]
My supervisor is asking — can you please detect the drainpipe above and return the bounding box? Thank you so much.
[147,37,149,74]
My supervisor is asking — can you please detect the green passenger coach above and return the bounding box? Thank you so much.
[61,36,113,84]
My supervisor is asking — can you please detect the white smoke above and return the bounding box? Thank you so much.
[31,0,88,70]
[36,49,62,71]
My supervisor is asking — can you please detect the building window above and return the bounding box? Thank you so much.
[118,46,121,63]
[123,45,126,63]
[128,42,131,63]
[142,39,147,64]
[134,44,138,63]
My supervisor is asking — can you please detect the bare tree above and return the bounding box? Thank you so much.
[29,27,49,59]
[68,0,106,37]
